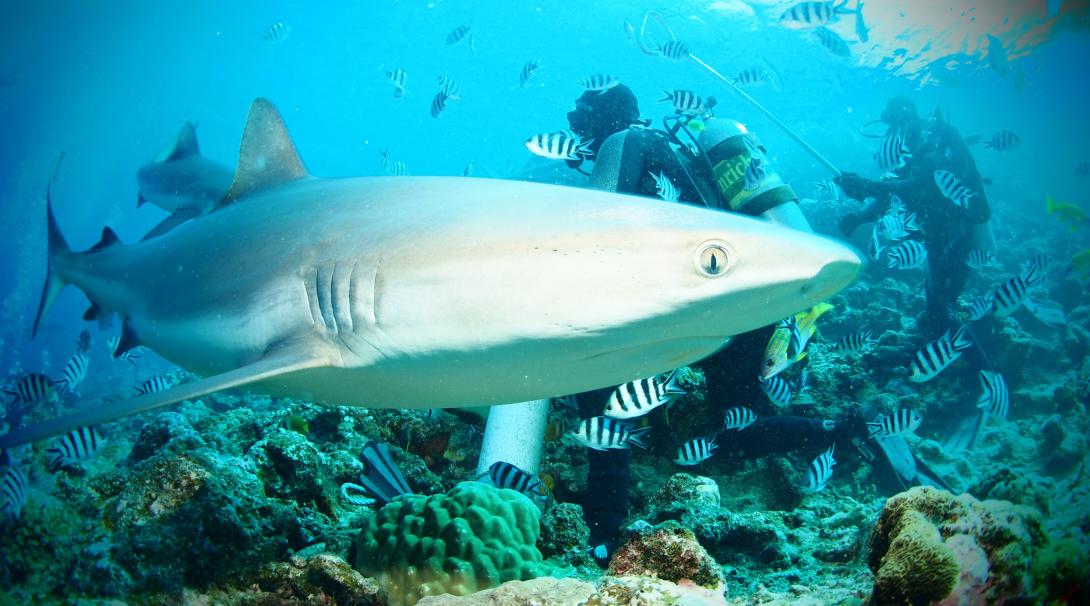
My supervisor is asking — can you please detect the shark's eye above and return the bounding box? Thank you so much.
[695,242,731,277]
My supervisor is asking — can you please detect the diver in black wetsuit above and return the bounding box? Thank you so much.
[564,83,868,561]
[836,96,994,352]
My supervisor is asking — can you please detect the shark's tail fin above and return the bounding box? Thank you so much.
[33,155,73,339]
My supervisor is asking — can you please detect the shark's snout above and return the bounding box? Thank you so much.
[802,245,864,300]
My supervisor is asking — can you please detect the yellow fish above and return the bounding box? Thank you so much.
[1069,248,1090,278]
[761,302,833,379]
[1047,195,1088,231]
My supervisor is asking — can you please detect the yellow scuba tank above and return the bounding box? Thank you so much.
[698,117,813,233]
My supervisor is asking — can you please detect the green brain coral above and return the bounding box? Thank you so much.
[354,482,560,606]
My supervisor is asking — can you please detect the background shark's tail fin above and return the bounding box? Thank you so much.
[33,154,73,338]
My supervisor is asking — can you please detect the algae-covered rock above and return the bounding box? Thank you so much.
[607,520,724,590]
[354,481,561,606]
[192,554,386,605]
[586,575,728,606]
[868,486,1045,605]
[537,501,591,566]
[415,576,595,605]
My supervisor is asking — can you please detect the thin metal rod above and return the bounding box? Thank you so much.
[688,52,842,176]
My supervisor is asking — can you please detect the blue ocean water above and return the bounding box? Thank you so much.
[1,0,1089,603]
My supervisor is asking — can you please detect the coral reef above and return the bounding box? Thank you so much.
[868,486,1045,605]
[354,482,561,606]
[537,501,593,567]
[416,577,595,605]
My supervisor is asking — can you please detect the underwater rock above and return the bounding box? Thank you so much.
[248,428,328,506]
[607,520,724,590]
[537,502,592,566]
[868,486,1045,605]
[194,554,386,606]
[586,575,728,606]
[1038,414,1087,476]
[354,482,562,606]
[415,576,595,605]
[648,473,720,518]
[128,411,207,462]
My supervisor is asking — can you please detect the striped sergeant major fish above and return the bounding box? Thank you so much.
[356,440,413,505]
[814,27,851,57]
[379,150,409,177]
[658,89,706,115]
[722,406,756,431]
[674,437,716,466]
[887,240,926,269]
[976,370,1009,419]
[1020,254,1052,283]
[908,326,971,382]
[56,352,90,396]
[933,170,975,208]
[519,60,540,89]
[655,39,690,60]
[46,425,105,472]
[761,302,832,379]
[780,1,858,29]
[759,374,792,407]
[603,370,686,420]
[436,74,462,100]
[524,130,594,161]
[107,336,142,364]
[579,74,620,93]
[262,21,291,43]
[430,91,450,119]
[966,249,997,269]
[445,25,472,46]
[835,329,875,353]
[137,376,174,396]
[854,0,869,42]
[735,67,769,87]
[1077,161,1090,178]
[386,69,407,98]
[866,409,922,439]
[743,157,766,191]
[650,171,680,202]
[803,444,835,493]
[813,179,839,201]
[874,130,911,175]
[964,294,994,321]
[879,210,919,240]
[0,464,27,520]
[4,373,58,406]
[486,461,548,501]
[571,416,651,450]
[991,271,1038,317]
[869,225,884,261]
[981,129,1020,151]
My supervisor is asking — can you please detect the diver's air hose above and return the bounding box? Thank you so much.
[687,52,842,177]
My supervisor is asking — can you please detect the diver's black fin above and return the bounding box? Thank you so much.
[82,302,101,322]
[113,317,140,359]
[357,440,413,504]
[943,410,985,452]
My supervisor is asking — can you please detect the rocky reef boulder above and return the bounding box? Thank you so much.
[868,486,1045,605]
[607,520,724,590]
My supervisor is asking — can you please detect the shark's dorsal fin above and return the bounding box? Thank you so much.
[0,343,334,449]
[220,98,309,206]
[90,227,121,252]
[165,122,201,162]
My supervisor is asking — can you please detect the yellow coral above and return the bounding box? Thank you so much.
[872,510,960,605]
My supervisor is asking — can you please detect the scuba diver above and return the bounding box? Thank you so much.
[835,96,993,349]
[563,82,883,561]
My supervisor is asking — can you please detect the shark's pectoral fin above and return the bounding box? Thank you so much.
[0,345,333,449]
[140,207,201,241]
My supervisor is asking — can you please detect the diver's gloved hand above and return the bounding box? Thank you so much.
[835,172,871,201]
[838,212,861,238]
